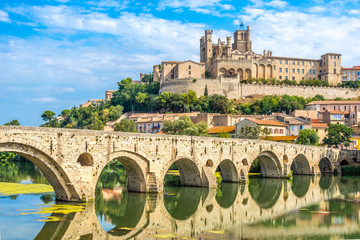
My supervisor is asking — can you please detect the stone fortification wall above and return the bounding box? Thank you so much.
[159,78,360,99]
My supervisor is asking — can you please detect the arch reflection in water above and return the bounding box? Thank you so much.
[95,189,146,236]
[164,186,203,220]
[248,178,283,209]
[215,182,239,208]
[319,175,333,190]
[291,175,311,198]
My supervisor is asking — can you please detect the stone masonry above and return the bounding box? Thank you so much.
[0,126,358,202]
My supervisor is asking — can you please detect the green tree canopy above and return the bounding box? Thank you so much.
[323,124,353,147]
[162,115,208,136]
[4,119,20,126]
[41,110,56,122]
[114,119,137,132]
[296,129,319,146]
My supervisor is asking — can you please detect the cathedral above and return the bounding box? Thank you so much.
[154,25,342,86]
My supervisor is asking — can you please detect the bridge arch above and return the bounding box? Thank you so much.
[163,157,203,187]
[340,159,349,166]
[319,157,333,174]
[254,151,282,178]
[216,159,239,182]
[291,154,311,175]
[100,151,149,193]
[0,142,81,201]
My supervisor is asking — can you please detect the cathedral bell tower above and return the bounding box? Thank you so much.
[232,24,252,53]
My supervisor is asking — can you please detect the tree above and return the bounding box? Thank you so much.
[141,73,153,84]
[209,94,230,114]
[87,115,104,130]
[114,119,137,132]
[296,129,319,145]
[41,110,56,123]
[204,85,209,97]
[218,131,231,138]
[323,124,352,147]
[162,116,208,136]
[4,119,20,126]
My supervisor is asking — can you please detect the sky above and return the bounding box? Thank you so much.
[0,0,360,126]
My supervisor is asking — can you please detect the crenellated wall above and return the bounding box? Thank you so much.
[159,78,360,99]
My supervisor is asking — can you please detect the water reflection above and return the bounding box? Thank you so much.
[5,159,360,239]
[164,186,203,220]
[248,178,283,209]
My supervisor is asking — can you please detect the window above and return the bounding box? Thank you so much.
[334,61,336,66]
[279,68,282,72]
[275,129,278,134]
[189,71,191,75]
[302,61,304,66]
[292,68,295,73]
[285,68,288,73]
[279,60,282,64]
[333,114,342,120]
[189,65,191,69]
[273,65,276,70]
[302,69,304,74]
[309,70,312,74]
[297,69,300,73]
[279,76,282,80]
[297,61,300,65]
[334,69,336,74]
[280,129,284,134]
[319,62,322,67]
[313,70,316,74]
[269,128,273,133]
[291,126,294,131]
[285,60,288,64]
[292,77,295,80]
[345,106,347,110]
[292,60,295,65]
[285,76,288,80]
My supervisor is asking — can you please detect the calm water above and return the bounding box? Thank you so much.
[2,161,360,239]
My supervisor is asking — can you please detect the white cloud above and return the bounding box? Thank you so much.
[86,0,130,10]
[349,9,360,14]
[309,6,327,13]
[0,10,10,23]
[234,6,360,67]
[266,0,288,8]
[31,97,56,102]
[157,0,235,14]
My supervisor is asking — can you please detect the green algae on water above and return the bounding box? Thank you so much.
[0,182,53,196]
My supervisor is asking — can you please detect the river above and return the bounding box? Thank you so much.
[1,160,360,239]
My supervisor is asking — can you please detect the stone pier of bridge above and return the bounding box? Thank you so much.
[0,126,359,202]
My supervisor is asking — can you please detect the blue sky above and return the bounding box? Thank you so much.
[1,0,360,126]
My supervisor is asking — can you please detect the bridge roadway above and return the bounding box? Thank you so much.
[34,176,360,239]
[1,126,359,202]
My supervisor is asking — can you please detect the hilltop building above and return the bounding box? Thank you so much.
[155,25,342,86]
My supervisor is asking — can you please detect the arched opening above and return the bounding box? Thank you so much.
[291,176,311,198]
[259,64,265,79]
[242,158,249,166]
[245,69,251,80]
[95,152,149,236]
[164,158,203,187]
[0,142,80,202]
[216,159,239,183]
[291,154,311,175]
[340,159,349,166]
[253,63,258,79]
[249,178,283,209]
[249,151,281,178]
[319,157,333,174]
[219,68,227,77]
[266,64,272,79]
[228,68,235,76]
[77,153,94,166]
[237,68,244,81]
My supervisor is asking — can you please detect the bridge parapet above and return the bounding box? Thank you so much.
[0,126,352,202]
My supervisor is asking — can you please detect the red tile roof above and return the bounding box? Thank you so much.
[311,123,328,128]
[247,118,286,126]
[262,136,298,141]
[342,66,360,70]
[208,126,235,134]
[328,111,345,114]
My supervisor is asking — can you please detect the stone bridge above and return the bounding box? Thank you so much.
[0,126,359,202]
[33,176,360,239]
